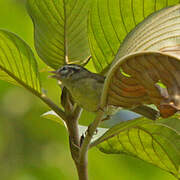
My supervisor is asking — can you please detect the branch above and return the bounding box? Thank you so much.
[66,114,80,149]
[40,92,81,175]
[65,106,82,171]
[39,93,66,121]
[40,93,83,179]
[36,90,104,180]
[73,106,82,121]
[40,93,81,153]
[79,110,104,159]
[77,110,104,180]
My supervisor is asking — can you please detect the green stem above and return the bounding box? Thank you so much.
[39,93,66,121]
[0,65,67,121]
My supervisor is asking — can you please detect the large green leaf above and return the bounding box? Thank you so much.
[27,0,91,69]
[114,4,180,63]
[92,115,180,179]
[88,0,180,73]
[0,70,18,86]
[0,30,41,94]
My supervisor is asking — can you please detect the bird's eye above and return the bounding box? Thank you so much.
[60,67,69,75]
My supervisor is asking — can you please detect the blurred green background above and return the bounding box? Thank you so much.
[0,0,177,180]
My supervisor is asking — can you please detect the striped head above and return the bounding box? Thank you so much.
[49,64,89,82]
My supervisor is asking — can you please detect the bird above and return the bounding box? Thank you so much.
[49,64,159,120]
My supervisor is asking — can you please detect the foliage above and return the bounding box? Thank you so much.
[94,115,180,179]
[27,0,91,68]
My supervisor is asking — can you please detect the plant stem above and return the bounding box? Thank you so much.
[77,110,104,180]
[39,93,66,120]
[76,158,88,180]
[79,110,104,161]
[66,115,80,148]
[67,115,88,180]
[38,92,104,180]
[0,65,67,121]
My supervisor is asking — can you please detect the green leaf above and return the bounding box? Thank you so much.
[93,115,180,179]
[114,4,180,63]
[41,110,66,126]
[27,0,91,69]
[0,30,41,93]
[88,0,180,73]
[0,70,18,86]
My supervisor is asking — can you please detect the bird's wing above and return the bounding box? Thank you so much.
[91,73,105,83]
[131,105,160,120]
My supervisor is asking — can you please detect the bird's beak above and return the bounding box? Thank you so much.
[48,71,59,79]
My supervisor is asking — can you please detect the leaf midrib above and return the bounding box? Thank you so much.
[0,64,41,96]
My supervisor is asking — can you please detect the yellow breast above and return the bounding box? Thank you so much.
[69,78,103,112]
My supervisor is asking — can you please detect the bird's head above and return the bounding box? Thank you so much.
[49,64,90,84]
